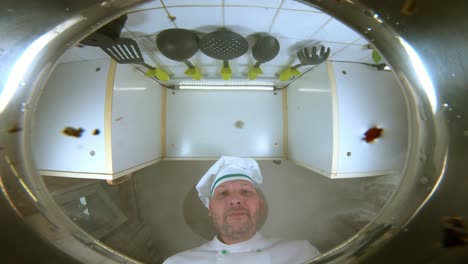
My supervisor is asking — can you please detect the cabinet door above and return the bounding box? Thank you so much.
[111,64,163,173]
[33,59,111,174]
[287,63,334,176]
[331,62,408,177]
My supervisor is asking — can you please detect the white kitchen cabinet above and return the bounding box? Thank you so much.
[165,89,283,159]
[111,64,163,174]
[286,63,334,176]
[33,58,406,179]
[33,59,163,179]
[287,61,408,178]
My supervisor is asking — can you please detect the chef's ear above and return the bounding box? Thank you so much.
[258,189,267,217]
[261,197,266,216]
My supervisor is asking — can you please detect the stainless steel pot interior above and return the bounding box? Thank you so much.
[0,0,467,263]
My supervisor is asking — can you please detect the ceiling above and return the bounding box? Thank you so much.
[59,0,378,86]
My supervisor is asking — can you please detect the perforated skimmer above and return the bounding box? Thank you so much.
[199,31,248,80]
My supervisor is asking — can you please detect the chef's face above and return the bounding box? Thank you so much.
[209,180,264,243]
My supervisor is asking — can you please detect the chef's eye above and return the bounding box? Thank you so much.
[217,191,228,197]
[241,189,251,195]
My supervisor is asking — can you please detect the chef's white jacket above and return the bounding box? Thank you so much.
[163,232,321,264]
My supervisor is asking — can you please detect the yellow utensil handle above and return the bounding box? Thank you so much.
[221,66,232,80]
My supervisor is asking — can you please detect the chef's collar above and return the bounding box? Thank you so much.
[212,233,266,252]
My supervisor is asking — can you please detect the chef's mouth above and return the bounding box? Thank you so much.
[226,210,248,217]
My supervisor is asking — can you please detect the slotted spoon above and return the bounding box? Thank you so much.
[199,31,248,80]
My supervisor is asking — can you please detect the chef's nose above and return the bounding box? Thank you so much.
[230,200,241,206]
[229,195,242,206]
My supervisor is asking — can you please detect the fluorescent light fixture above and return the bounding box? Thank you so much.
[179,85,274,91]
[298,88,330,93]
[179,80,274,86]
[114,87,147,91]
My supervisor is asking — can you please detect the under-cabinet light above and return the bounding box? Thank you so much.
[114,87,147,91]
[179,80,274,86]
[298,88,330,93]
[178,85,274,91]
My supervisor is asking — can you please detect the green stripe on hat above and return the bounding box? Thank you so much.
[210,174,254,194]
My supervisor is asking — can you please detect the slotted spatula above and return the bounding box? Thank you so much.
[100,37,170,81]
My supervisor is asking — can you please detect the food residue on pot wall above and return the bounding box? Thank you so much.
[62,127,84,138]
[363,126,383,143]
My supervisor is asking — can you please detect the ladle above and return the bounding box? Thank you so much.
[156,28,202,80]
[248,36,280,80]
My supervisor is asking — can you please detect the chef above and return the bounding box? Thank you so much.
[163,156,321,264]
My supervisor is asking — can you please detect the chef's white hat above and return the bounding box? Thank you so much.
[196,156,263,208]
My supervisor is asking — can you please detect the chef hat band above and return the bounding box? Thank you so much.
[196,156,263,208]
[210,174,254,194]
